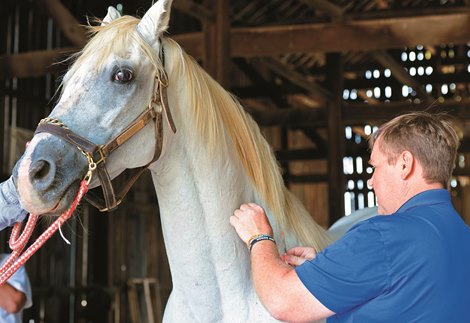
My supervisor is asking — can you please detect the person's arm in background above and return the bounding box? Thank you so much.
[0,253,33,316]
[0,176,28,231]
[0,282,26,313]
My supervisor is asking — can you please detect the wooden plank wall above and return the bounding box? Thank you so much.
[106,174,171,323]
[284,128,329,228]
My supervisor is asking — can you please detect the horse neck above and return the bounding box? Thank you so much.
[149,131,264,318]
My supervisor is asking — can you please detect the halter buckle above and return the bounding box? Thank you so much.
[93,147,107,165]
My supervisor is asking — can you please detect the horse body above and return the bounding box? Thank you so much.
[13,1,331,321]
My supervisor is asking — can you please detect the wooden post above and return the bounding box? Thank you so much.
[39,0,87,48]
[0,4,7,178]
[326,53,345,226]
[461,183,470,224]
[280,127,290,184]
[202,0,230,87]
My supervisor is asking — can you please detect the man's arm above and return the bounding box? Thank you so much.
[0,176,28,231]
[250,240,334,322]
[230,203,334,322]
[0,282,26,313]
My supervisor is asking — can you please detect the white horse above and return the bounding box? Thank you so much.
[13,1,334,321]
[328,206,378,241]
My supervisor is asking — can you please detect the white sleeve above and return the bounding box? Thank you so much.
[0,177,28,231]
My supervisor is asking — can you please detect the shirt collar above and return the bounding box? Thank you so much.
[395,189,451,214]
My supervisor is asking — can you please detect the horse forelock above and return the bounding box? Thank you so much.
[61,15,164,89]
[165,39,331,250]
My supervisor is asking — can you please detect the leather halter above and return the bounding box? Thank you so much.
[34,49,177,212]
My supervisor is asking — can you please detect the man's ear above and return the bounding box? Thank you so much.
[400,151,414,180]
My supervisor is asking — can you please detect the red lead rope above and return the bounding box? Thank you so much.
[0,180,89,285]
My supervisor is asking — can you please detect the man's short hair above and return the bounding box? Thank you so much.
[369,111,461,187]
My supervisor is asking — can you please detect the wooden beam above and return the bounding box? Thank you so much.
[247,106,325,127]
[0,47,75,79]
[276,148,326,161]
[348,6,466,20]
[326,53,345,225]
[202,1,215,80]
[250,99,470,127]
[230,10,470,57]
[3,10,470,79]
[232,84,306,98]
[298,0,345,19]
[38,0,88,47]
[233,58,292,108]
[199,0,230,86]
[276,143,369,162]
[174,32,204,58]
[173,0,215,21]
[292,127,327,152]
[260,57,331,101]
[343,100,470,124]
[214,0,230,87]
[285,173,328,183]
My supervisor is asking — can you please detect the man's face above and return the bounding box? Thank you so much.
[368,139,404,215]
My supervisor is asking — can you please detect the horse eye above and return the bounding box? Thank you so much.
[113,68,134,83]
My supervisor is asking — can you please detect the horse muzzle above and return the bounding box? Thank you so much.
[13,133,88,215]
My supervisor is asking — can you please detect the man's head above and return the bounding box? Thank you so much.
[368,111,460,214]
[370,111,460,187]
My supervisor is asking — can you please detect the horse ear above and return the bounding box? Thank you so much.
[102,6,121,25]
[136,0,173,44]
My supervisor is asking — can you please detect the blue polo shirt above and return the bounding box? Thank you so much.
[296,189,470,322]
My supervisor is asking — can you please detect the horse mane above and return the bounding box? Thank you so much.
[71,15,331,250]
[164,40,331,250]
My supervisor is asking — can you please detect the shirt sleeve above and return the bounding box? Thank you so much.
[295,220,390,314]
[0,176,28,231]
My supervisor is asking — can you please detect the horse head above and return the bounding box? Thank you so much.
[13,0,175,215]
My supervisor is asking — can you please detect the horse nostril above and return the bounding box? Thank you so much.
[30,160,52,183]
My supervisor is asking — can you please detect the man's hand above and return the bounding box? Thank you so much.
[230,203,273,245]
[281,246,316,267]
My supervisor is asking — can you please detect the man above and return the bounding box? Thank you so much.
[0,253,33,323]
[0,177,27,231]
[230,111,470,322]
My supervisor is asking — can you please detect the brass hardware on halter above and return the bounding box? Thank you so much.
[98,198,123,212]
[77,147,97,186]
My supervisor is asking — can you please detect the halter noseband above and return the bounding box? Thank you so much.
[34,49,176,212]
